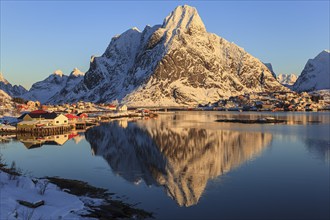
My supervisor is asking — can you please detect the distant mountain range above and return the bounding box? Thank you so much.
[22,68,85,104]
[1,5,329,105]
[0,73,27,97]
[277,74,298,88]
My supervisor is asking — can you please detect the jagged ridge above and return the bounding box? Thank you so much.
[42,5,288,105]
[0,73,27,97]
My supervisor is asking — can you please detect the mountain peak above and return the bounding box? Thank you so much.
[315,49,330,61]
[293,50,330,92]
[70,68,84,77]
[45,5,287,105]
[0,72,9,84]
[131,27,141,32]
[277,73,297,86]
[162,5,206,33]
[53,70,63,77]
[0,72,27,96]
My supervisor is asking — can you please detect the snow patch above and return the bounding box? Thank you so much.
[53,70,63,77]
[0,171,84,219]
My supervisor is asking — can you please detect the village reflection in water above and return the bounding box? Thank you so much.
[85,116,273,207]
[11,132,85,149]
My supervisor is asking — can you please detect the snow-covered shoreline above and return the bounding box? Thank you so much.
[0,166,153,219]
[0,170,91,219]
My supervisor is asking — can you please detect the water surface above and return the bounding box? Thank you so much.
[1,112,329,219]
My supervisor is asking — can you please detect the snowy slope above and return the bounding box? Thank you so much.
[0,73,27,97]
[0,171,85,219]
[22,70,68,103]
[50,5,287,106]
[0,89,12,100]
[293,50,330,92]
[23,68,85,104]
[277,73,297,87]
[47,68,85,104]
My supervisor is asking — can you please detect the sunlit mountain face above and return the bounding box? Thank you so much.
[86,116,272,207]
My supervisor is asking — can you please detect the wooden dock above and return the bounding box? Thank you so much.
[16,125,71,135]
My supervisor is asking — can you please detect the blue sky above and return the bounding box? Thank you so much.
[1,1,329,89]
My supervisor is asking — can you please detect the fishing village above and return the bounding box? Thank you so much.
[0,101,157,136]
[1,90,330,136]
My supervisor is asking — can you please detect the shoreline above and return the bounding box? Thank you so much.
[0,160,153,219]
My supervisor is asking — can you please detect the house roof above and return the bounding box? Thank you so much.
[17,113,28,120]
[29,112,58,119]
[65,114,79,119]
[30,110,48,114]
[77,113,88,117]
[17,111,58,120]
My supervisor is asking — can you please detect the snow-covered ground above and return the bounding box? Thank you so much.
[0,170,97,219]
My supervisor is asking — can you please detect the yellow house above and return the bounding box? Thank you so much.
[117,104,128,112]
[52,114,69,126]
[17,111,68,128]
[52,134,69,145]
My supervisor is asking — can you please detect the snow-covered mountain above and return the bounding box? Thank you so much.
[49,5,286,106]
[0,90,15,117]
[0,72,27,97]
[47,68,85,104]
[85,116,272,206]
[293,50,330,92]
[0,89,12,102]
[277,73,298,87]
[22,70,68,103]
[23,68,85,104]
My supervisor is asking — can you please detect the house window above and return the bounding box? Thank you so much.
[56,121,59,123]
[64,120,67,123]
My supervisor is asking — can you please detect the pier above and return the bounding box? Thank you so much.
[16,125,71,135]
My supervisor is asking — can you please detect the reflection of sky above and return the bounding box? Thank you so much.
[0,112,329,219]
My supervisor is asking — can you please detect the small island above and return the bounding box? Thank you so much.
[215,117,286,124]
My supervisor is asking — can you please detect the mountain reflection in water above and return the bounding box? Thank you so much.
[85,118,273,207]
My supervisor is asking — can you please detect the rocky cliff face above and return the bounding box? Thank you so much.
[85,115,272,207]
[0,73,27,97]
[293,50,330,92]
[49,5,286,105]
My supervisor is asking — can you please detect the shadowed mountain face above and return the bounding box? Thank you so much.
[293,50,330,92]
[0,73,27,97]
[85,118,272,207]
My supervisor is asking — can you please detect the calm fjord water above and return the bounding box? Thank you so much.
[1,112,329,219]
